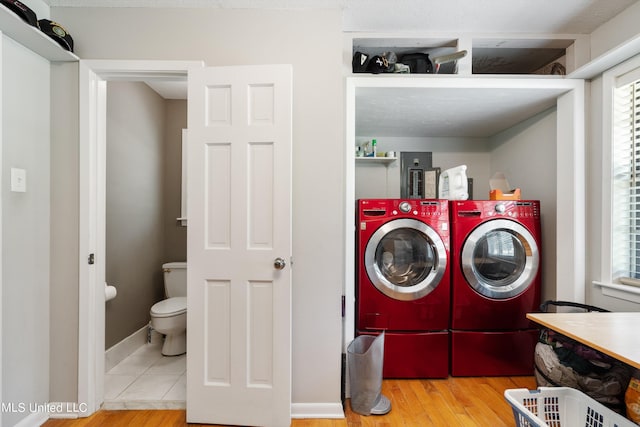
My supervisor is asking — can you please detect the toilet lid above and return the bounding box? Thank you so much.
[151,297,187,317]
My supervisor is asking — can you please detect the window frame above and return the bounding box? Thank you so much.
[596,53,640,303]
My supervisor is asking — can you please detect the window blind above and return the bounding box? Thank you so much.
[612,79,640,280]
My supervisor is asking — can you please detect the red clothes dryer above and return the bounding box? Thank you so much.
[450,200,542,376]
[357,199,450,378]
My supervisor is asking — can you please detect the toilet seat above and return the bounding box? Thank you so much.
[151,296,186,318]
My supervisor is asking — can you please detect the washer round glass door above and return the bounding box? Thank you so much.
[364,218,447,301]
[461,219,539,299]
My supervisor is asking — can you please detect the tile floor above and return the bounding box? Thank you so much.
[103,343,186,410]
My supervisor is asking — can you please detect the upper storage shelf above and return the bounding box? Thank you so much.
[351,36,461,74]
[472,38,574,75]
[345,33,586,76]
[0,4,78,62]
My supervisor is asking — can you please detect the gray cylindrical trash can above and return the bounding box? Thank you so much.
[347,332,391,416]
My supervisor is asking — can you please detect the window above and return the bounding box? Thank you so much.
[595,55,640,303]
[611,78,640,281]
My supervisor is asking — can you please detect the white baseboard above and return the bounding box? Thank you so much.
[45,402,84,419]
[102,400,186,410]
[291,402,344,419]
[12,410,49,427]
[105,324,158,372]
[43,401,343,421]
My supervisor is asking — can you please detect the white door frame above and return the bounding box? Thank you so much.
[0,34,4,427]
[77,59,203,416]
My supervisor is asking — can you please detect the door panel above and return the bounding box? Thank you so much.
[205,144,231,248]
[187,64,292,426]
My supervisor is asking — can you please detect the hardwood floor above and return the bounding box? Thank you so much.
[42,376,536,427]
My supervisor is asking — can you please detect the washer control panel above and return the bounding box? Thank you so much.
[399,201,412,213]
[391,200,447,217]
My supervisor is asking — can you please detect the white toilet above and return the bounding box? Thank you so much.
[150,262,187,356]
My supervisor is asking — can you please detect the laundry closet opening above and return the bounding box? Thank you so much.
[344,77,585,350]
[102,79,188,407]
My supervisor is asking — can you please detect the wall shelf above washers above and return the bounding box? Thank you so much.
[355,156,397,164]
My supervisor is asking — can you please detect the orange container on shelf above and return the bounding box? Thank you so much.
[489,188,521,200]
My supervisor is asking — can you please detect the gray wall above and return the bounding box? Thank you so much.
[105,81,187,349]
[41,0,640,414]
[2,36,50,427]
[50,61,80,405]
[354,136,492,199]
[49,7,345,409]
[489,108,557,302]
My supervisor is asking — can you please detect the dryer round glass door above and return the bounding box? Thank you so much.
[364,218,447,301]
[461,219,539,299]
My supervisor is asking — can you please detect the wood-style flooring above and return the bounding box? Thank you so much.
[42,376,536,426]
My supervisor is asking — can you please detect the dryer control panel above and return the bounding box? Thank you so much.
[452,200,539,219]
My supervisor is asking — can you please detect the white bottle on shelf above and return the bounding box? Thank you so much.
[439,165,469,200]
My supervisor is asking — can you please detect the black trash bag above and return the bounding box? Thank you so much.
[534,300,634,414]
[1,0,38,27]
[399,53,433,74]
[367,55,394,74]
[352,51,370,73]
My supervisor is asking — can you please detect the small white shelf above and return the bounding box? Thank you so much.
[356,156,397,164]
[0,4,78,62]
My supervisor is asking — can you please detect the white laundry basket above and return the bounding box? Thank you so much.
[504,387,636,427]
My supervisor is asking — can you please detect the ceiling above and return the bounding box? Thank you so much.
[51,0,636,137]
[45,0,636,35]
[356,85,568,138]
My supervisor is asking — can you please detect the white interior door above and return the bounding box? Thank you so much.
[186,64,292,426]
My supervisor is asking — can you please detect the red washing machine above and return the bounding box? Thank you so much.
[357,199,450,378]
[450,200,542,376]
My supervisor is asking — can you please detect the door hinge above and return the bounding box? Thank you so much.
[88,253,95,265]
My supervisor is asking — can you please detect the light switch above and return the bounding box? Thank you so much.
[11,168,26,193]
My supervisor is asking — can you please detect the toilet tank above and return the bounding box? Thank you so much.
[162,262,187,297]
